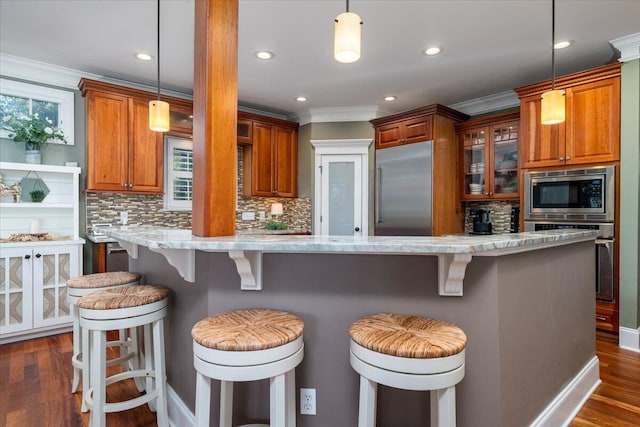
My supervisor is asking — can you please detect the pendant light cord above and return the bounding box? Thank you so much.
[551,0,556,90]
[346,0,349,13]
[156,0,161,101]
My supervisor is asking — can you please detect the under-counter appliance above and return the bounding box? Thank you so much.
[523,166,615,222]
[375,141,432,235]
[524,221,614,302]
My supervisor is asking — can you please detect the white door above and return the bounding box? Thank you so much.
[318,154,364,236]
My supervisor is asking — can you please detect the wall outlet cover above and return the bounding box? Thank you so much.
[241,212,256,221]
[300,388,316,415]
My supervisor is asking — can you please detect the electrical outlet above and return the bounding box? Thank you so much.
[259,211,266,220]
[241,211,255,221]
[120,211,128,225]
[300,388,316,415]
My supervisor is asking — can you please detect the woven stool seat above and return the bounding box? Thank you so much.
[349,313,467,359]
[192,308,303,352]
[78,285,168,310]
[67,271,141,289]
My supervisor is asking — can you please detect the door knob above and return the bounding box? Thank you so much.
[25,255,31,259]
[355,227,360,232]
[35,253,42,258]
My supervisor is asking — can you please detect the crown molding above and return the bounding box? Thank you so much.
[448,90,519,116]
[292,106,390,125]
[0,53,102,89]
[611,32,640,63]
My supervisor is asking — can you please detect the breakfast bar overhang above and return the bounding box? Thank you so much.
[105,227,600,427]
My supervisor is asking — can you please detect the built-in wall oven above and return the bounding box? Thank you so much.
[524,165,616,303]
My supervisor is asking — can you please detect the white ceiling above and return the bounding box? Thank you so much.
[0,0,638,118]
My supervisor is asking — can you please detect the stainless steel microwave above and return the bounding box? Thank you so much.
[524,166,615,222]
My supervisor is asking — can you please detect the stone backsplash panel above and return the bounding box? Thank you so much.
[86,147,312,233]
[464,200,520,234]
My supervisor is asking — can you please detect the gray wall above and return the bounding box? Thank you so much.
[619,58,640,329]
[131,241,595,426]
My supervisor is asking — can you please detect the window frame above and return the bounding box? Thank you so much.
[164,136,193,211]
[0,78,75,145]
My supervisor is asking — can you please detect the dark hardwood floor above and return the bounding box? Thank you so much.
[1,330,639,426]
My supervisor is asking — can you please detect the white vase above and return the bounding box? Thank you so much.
[25,149,41,164]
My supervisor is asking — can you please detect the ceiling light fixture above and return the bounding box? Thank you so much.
[554,40,572,49]
[334,0,362,63]
[255,50,274,60]
[136,52,153,61]
[149,0,170,132]
[422,47,441,56]
[295,96,307,102]
[384,96,397,101]
[541,0,565,125]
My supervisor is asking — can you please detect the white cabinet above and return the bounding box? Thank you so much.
[0,162,83,343]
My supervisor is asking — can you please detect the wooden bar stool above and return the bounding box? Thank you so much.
[78,285,170,427]
[66,271,142,411]
[192,308,304,427]
[349,313,467,427]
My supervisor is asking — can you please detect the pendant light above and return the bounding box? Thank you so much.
[149,0,170,132]
[334,0,362,63]
[540,0,565,125]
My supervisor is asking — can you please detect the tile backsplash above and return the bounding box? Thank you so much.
[86,147,312,233]
[464,200,520,234]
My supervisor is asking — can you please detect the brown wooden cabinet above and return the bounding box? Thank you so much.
[374,115,433,149]
[80,79,193,194]
[515,63,621,169]
[456,111,520,201]
[244,119,298,198]
[371,104,469,236]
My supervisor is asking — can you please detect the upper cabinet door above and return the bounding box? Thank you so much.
[86,91,129,191]
[251,122,276,196]
[565,77,620,165]
[403,116,433,144]
[520,95,566,168]
[128,98,164,193]
[274,126,297,197]
[375,122,404,148]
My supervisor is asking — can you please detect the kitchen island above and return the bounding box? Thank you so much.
[104,227,599,427]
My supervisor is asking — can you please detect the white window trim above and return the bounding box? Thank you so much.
[0,78,75,145]
[164,136,193,211]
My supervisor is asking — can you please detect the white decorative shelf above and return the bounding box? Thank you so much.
[105,226,599,297]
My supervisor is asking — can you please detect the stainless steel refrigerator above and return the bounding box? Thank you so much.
[375,141,433,235]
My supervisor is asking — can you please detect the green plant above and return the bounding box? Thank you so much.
[265,220,288,230]
[29,189,46,202]
[2,112,67,150]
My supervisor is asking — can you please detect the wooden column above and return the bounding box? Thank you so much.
[192,0,238,236]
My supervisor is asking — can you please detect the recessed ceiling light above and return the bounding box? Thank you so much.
[295,96,307,102]
[255,50,275,60]
[135,52,153,61]
[422,47,442,56]
[554,40,573,49]
[384,96,397,101]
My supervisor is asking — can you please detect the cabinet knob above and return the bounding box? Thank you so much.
[559,157,565,161]
[35,253,42,258]
[355,227,360,232]
[25,254,31,259]
[565,157,570,160]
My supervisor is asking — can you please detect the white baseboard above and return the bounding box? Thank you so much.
[619,326,640,352]
[168,384,195,427]
[530,356,601,427]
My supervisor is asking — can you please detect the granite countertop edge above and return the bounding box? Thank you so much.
[102,226,598,255]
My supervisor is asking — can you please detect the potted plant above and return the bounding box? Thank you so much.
[2,112,67,164]
[29,189,46,203]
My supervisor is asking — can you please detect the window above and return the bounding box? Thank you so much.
[0,78,75,145]
[164,137,193,211]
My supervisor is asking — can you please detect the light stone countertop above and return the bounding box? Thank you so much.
[104,226,597,296]
[103,226,597,255]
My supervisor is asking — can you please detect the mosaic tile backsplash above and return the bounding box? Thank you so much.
[86,147,312,233]
[464,200,520,234]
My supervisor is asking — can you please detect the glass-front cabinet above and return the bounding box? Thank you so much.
[457,112,520,201]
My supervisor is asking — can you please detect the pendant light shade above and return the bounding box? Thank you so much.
[541,89,565,125]
[334,1,362,63]
[149,0,169,132]
[149,100,170,131]
[541,0,565,125]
